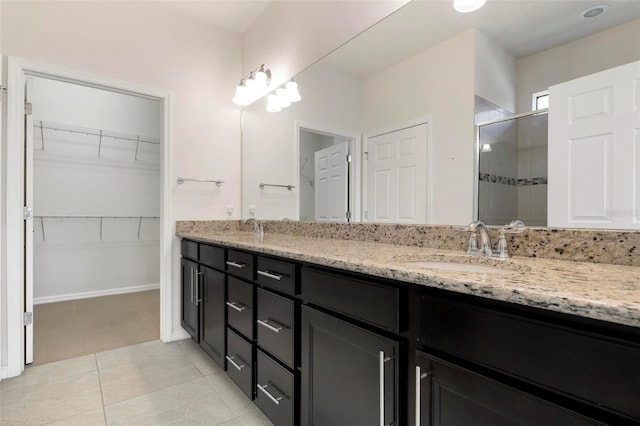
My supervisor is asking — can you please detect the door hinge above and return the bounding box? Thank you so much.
[0,86,6,103]
[24,101,33,115]
[346,154,352,163]
[23,312,33,326]
[364,151,369,160]
[23,206,33,220]
[346,210,352,221]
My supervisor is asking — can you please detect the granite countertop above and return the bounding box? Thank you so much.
[177,230,640,329]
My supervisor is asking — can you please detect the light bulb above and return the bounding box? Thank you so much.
[277,88,291,108]
[245,74,257,97]
[286,80,301,102]
[266,94,281,112]
[232,84,249,106]
[453,0,487,13]
[254,69,268,90]
[481,143,492,152]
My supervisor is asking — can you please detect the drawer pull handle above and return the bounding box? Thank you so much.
[257,270,283,281]
[257,318,286,333]
[257,382,285,405]
[226,301,248,312]
[226,355,247,371]
[226,261,247,269]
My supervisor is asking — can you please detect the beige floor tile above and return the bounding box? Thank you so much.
[234,407,275,426]
[0,371,102,425]
[96,340,183,370]
[99,349,202,405]
[104,377,236,426]
[41,408,106,426]
[177,338,225,376]
[204,373,257,416]
[0,354,96,393]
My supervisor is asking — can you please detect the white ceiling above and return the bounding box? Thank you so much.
[158,1,272,35]
[322,0,640,77]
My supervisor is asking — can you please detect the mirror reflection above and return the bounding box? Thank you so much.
[241,0,640,228]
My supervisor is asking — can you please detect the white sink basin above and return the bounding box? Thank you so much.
[401,261,514,274]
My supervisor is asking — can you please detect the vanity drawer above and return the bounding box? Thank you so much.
[257,288,295,368]
[181,239,198,261]
[199,244,225,271]
[301,267,399,333]
[256,349,295,426]
[226,250,254,281]
[226,328,254,400]
[417,294,640,420]
[227,276,254,340]
[256,256,297,295]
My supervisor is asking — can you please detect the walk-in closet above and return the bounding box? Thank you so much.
[29,77,162,365]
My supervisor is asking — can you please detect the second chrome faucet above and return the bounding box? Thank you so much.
[466,220,525,258]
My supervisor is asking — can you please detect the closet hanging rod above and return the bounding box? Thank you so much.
[33,120,161,145]
[259,183,295,191]
[177,177,224,187]
[35,215,160,219]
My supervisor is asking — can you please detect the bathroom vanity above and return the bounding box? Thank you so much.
[177,225,640,426]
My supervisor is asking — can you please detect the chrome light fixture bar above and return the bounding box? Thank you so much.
[232,64,272,106]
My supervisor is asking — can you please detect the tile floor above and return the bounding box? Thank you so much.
[0,339,274,426]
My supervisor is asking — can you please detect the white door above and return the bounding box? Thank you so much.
[365,124,428,223]
[24,76,34,364]
[548,60,640,229]
[314,141,349,221]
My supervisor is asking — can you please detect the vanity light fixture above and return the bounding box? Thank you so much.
[453,0,487,13]
[265,79,302,112]
[232,64,272,106]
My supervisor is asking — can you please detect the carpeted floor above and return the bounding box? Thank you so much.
[32,289,160,366]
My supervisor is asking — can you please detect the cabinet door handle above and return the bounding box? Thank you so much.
[415,365,431,426]
[257,382,285,405]
[195,271,203,306]
[190,268,194,303]
[226,301,247,312]
[226,261,247,269]
[379,351,395,426]
[257,270,283,281]
[257,318,286,333]
[225,355,247,371]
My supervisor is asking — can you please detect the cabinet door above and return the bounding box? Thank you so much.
[200,266,226,367]
[301,306,399,426]
[415,352,603,426]
[181,258,199,341]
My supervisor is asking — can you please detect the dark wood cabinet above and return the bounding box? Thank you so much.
[415,351,603,426]
[181,257,199,341]
[200,265,225,367]
[301,305,399,426]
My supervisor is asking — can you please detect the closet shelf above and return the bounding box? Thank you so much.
[35,215,160,242]
[34,120,160,160]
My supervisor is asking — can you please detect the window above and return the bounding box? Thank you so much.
[532,90,549,110]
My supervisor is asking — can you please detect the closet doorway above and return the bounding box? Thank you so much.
[26,76,162,365]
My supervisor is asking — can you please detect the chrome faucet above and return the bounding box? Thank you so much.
[465,220,526,258]
[244,218,264,236]
[466,221,493,256]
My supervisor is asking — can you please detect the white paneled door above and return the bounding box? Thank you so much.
[548,60,640,229]
[25,77,34,365]
[365,123,428,223]
[314,141,349,221]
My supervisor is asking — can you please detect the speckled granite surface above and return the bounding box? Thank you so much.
[176,220,640,266]
[176,225,640,328]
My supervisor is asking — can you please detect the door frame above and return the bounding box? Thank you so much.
[363,116,433,223]
[294,121,361,221]
[4,56,173,378]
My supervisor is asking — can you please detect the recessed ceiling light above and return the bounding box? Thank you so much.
[580,4,610,19]
[453,0,487,14]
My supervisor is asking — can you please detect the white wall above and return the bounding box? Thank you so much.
[32,77,161,302]
[362,29,477,225]
[1,1,242,362]
[242,65,362,220]
[475,30,516,114]
[516,19,640,113]
[242,1,409,89]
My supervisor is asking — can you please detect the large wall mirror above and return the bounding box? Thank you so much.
[241,1,640,228]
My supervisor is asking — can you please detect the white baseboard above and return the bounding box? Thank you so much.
[33,283,160,305]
